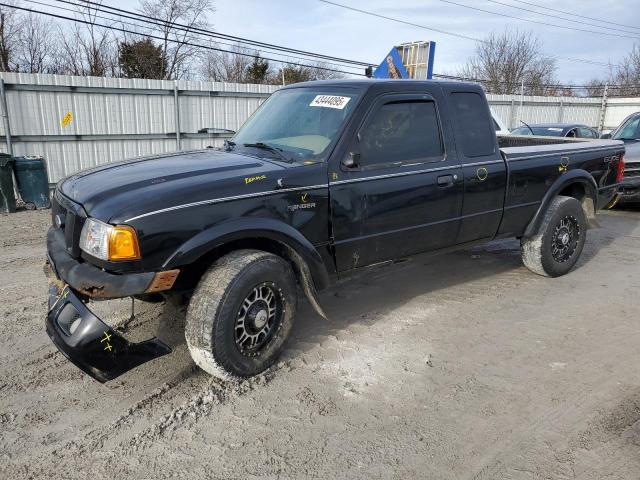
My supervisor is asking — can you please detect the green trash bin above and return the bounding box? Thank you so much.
[13,156,51,210]
[0,153,16,214]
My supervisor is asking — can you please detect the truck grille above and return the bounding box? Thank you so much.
[51,190,86,258]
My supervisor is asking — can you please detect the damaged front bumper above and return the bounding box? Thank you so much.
[46,283,171,382]
[46,227,157,298]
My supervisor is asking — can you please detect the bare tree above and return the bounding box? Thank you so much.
[200,44,253,83]
[0,1,22,72]
[274,62,345,85]
[56,3,117,76]
[459,30,558,96]
[16,13,56,73]
[585,79,607,97]
[610,43,640,97]
[586,43,640,97]
[139,0,215,79]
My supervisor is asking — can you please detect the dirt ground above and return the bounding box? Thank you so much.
[1,207,640,479]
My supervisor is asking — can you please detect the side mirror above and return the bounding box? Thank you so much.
[600,133,611,139]
[341,152,361,170]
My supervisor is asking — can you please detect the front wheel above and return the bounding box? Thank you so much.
[520,196,587,277]
[185,250,297,380]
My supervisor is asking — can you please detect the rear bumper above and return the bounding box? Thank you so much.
[45,283,171,383]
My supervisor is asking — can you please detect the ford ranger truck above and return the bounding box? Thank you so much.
[45,80,626,382]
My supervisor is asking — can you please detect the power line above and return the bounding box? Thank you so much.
[7,0,636,92]
[24,0,364,73]
[1,2,366,76]
[438,0,640,40]
[318,0,617,68]
[483,0,640,37]
[506,0,640,32]
[318,0,484,43]
[433,73,640,90]
[69,0,374,68]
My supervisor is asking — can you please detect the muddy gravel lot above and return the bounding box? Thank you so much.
[1,207,640,479]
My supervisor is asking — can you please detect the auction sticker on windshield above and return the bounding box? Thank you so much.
[309,95,351,109]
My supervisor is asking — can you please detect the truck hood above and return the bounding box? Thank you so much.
[59,149,286,223]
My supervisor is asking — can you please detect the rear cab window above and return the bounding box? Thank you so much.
[449,92,496,158]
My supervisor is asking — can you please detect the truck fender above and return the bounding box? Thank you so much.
[523,169,598,239]
[162,218,330,316]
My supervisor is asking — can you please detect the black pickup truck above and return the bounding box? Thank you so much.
[45,80,626,382]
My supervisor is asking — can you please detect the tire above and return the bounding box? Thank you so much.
[520,196,587,277]
[185,249,297,380]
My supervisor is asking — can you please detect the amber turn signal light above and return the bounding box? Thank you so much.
[108,225,141,261]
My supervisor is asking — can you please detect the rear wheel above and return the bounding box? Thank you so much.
[185,250,297,380]
[521,196,587,277]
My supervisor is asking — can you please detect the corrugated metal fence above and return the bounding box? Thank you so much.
[1,72,639,183]
[0,72,278,183]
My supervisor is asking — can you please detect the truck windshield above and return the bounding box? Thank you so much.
[232,88,360,162]
[612,115,640,140]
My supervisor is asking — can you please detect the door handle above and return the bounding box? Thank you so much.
[437,174,454,187]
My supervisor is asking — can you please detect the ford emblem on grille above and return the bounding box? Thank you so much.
[55,214,65,228]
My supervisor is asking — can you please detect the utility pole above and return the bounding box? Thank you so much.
[281,68,286,86]
[0,79,12,156]
[518,79,525,123]
[173,83,181,151]
[598,84,609,133]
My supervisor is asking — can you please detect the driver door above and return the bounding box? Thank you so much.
[330,92,463,272]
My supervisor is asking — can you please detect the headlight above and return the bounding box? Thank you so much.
[79,218,141,261]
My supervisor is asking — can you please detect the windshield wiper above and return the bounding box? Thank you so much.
[242,142,292,162]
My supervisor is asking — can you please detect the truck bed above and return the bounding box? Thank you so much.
[498,134,624,159]
[493,135,625,239]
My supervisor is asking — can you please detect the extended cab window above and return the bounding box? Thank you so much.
[450,92,495,157]
[358,100,443,168]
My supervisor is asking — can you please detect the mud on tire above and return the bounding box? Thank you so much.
[185,249,297,380]
[520,195,587,278]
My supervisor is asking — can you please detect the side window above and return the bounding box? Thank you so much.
[450,92,495,157]
[578,127,596,138]
[358,100,443,168]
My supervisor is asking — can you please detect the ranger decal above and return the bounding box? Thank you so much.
[244,175,267,185]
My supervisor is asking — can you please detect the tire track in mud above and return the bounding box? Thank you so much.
[0,347,77,395]
[48,360,291,460]
[55,364,201,455]
[123,362,291,452]
[471,386,640,480]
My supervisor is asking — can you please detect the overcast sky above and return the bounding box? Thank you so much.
[101,0,639,83]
